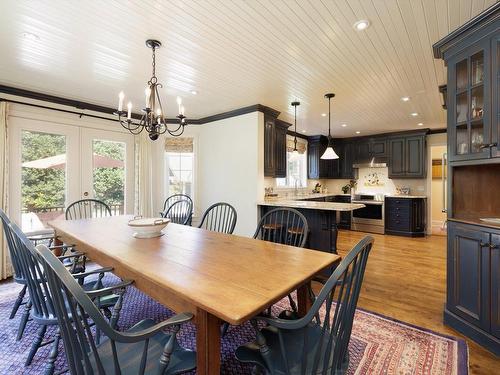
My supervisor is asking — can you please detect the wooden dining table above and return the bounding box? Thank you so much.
[49,215,341,374]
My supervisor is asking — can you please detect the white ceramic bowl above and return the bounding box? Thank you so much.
[128,217,170,238]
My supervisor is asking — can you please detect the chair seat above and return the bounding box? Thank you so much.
[89,319,196,375]
[287,227,304,235]
[82,281,120,308]
[262,223,283,230]
[235,323,348,375]
[31,281,118,325]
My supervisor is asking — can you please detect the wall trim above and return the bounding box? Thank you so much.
[0,85,448,137]
[429,128,447,134]
[0,85,281,126]
[287,130,308,141]
[198,104,280,123]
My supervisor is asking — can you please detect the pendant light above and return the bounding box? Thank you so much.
[320,93,339,160]
[291,101,300,156]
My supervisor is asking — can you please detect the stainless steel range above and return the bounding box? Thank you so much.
[351,194,385,234]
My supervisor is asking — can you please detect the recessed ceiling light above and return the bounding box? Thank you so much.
[302,130,307,133]
[321,113,327,117]
[353,20,370,31]
[22,32,40,41]
[341,124,347,127]
[411,112,418,117]
[417,122,423,126]
[190,90,198,95]
[401,96,410,102]
[355,131,361,134]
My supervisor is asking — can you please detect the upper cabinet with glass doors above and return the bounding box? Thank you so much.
[450,41,490,160]
[434,5,500,162]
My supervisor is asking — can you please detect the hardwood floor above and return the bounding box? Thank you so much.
[324,230,499,374]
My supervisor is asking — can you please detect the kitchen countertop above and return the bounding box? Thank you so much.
[258,199,365,212]
[265,192,349,200]
[385,195,427,199]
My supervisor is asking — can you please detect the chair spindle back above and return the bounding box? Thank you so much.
[198,203,237,234]
[163,199,193,225]
[65,199,112,220]
[253,207,309,248]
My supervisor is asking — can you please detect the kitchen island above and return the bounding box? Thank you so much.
[258,197,364,260]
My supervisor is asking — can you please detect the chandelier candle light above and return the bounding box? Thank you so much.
[115,39,187,140]
[320,93,339,160]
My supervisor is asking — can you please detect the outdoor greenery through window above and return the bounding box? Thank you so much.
[276,136,307,188]
[92,139,125,215]
[165,137,194,198]
[20,131,126,233]
[21,130,66,232]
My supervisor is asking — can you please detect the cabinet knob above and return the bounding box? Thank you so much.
[480,242,498,249]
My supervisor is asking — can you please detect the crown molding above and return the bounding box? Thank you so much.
[0,84,281,125]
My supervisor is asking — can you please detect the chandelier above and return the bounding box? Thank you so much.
[115,39,187,140]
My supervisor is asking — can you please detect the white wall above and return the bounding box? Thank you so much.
[195,112,264,236]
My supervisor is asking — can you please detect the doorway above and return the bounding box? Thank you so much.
[430,145,447,236]
[8,116,135,234]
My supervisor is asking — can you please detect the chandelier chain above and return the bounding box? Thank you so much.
[150,46,157,84]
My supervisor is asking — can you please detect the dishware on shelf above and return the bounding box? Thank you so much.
[479,218,500,225]
[128,217,170,238]
[395,186,410,195]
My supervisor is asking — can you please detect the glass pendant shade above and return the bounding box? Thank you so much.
[321,145,339,159]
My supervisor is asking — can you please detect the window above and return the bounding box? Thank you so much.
[165,137,194,198]
[276,136,307,188]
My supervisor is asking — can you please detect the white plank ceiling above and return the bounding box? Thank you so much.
[0,0,497,136]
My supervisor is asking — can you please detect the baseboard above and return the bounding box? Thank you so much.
[443,308,500,356]
[384,229,425,237]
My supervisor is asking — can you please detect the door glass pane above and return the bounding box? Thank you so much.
[471,86,484,121]
[21,130,66,233]
[471,51,484,85]
[456,92,468,123]
[92,140,125,215]
[456,125,468,155]
[471,122,484,153]
[456,59,468,91]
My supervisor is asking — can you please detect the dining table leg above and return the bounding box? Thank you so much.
[196,308,221,374]
[297,281,313,317]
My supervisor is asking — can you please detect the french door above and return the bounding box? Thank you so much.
[80,128,134,216]
[9,117,135,234]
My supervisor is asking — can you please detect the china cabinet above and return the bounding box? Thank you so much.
[434,2,500,355]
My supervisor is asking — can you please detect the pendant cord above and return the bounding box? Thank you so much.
[328,96,331,138]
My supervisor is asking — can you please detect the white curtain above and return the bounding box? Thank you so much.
[135,132,154,217]
[0,102,11,280]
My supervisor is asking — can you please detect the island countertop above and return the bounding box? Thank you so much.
[257,199,364,212]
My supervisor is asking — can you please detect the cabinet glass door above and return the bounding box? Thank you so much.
[492,35,500,158]
[450,42,490,161]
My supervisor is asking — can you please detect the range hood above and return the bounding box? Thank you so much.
[352,157,387,169]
